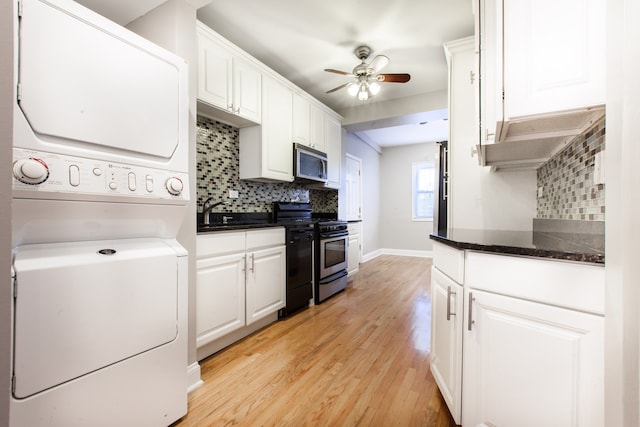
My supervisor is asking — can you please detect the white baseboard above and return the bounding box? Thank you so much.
[187,362,203,394]
[361,248,432,263]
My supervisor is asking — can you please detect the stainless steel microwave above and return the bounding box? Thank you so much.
[293,143,328,183]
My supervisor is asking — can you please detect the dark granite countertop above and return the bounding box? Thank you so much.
[430,228,604,264]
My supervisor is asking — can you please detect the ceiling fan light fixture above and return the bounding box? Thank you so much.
[358,85,369,101]
[347,83,359,97]
[369,81,381,95]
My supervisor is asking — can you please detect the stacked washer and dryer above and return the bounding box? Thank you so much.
[10,0,190,425]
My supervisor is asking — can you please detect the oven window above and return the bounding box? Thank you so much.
[324,238,346,268]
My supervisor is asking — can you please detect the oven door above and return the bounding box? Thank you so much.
[319,233,348,278]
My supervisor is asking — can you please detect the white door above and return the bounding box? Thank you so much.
[196,252,246,347]
[462,288,604,427]
[12,239,178,398]
[430,267,463,424]
[246,245,286,324]
[345,154,362,221]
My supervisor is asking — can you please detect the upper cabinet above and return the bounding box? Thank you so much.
[197,20,343,184]
[476,0,606,170]
[239,75,294,182]
[197,22,261,127]
[293,93,326,152]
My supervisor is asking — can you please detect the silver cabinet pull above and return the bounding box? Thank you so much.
[446,285,456,321]
[468,292,475,331]
[249,253,255,273]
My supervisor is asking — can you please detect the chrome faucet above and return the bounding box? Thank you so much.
[201,197,226,225]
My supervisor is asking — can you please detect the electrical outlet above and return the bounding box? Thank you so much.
[537,186,544,198]
[228,190,239,199]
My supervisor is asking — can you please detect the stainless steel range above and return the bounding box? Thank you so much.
[314,220,349,304]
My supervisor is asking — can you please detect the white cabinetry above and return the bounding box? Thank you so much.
[323,114,342,189]
[462,251,604,427]
[196,228,285,352]
[240,76,293,182]
[197,23,261,126]
[293,94,326,152]
[476,0,606,169]
[463,288,603,427]
[430,242,464,424]
[347,222,361,275]
[430,242,604,426]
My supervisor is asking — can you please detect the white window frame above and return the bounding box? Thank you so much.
[412,161,435,221]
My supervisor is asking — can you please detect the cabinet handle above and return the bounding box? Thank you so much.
[235,107,240,114]
[227,104,234,112]
[470,70,476,84]
[443,178,449,201]
[468,292,475,331]
[249,253,255,273]
[485,128,495,141]
[446,285,456,321]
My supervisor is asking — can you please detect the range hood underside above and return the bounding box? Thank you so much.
[479,106,605,171]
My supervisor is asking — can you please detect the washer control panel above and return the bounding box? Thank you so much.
[12,148,189,202]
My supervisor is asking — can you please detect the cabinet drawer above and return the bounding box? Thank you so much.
[347,222,361,235]
[433,241,465,284]
[197,231,245,258]
[246,227,285,250]
[465,251,604,315]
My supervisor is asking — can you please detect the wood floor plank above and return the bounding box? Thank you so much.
[172,255,456,427]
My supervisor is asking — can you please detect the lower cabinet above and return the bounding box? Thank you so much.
[196,228,286,350]
[430,266,463,424]
[462,288,604,427]
[430,241,604,426]
[347,221,361,275]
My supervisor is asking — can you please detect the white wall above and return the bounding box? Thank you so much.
[345,134,381,259]
[1,1,14,425]
[380,143,437,255]
[605,0,640,424]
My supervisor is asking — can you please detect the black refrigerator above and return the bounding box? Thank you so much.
[433,141,448,235]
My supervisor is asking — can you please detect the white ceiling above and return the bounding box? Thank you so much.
[75,0,474,147]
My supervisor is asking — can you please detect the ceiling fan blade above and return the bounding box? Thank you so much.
[376,73,411,83]
[367,55,389,73]
[324,68,353,76]
[326,82,351,94]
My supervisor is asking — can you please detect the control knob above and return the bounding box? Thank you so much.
[13,158,50,185]
[165,177,184,196]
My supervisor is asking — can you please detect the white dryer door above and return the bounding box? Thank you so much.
[18,0,181,159]
[12,238,179,398]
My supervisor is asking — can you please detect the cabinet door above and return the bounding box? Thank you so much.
[245,245,286,324]
[430,267,463,424]
[347,234,360,275]
[309,103,325,152]
[197,32,232,112]
[292,93,311,146]
[462,288,604,427]
[324,115,342,189]
[502,0,605,118]
[233,58,261,123]
[196,252,246,347]
[262,76,293,181]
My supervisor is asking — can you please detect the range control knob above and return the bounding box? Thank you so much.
[13,158,50,185]
[165,177,184,196]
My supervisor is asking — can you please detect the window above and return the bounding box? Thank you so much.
[412,162,435,220]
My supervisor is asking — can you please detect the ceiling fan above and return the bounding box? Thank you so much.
[325,45,411,101]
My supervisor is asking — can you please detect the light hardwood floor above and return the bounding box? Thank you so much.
[173,255,456,426]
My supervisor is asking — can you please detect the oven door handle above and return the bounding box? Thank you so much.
[320,231,348,239]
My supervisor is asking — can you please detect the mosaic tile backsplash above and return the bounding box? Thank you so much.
[537,118,605,221]
[197,116,338,214]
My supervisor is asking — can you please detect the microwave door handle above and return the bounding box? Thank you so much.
[321,159,326,178]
